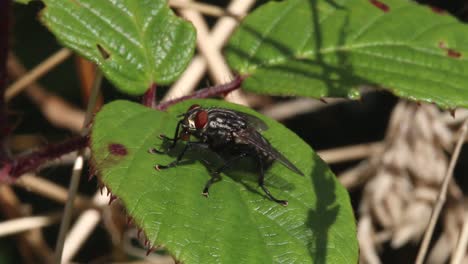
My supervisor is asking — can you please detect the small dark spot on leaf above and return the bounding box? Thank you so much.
[97,44,111,60]
[447,49,462,58]
[438,42,462,59]
[108,143,127,156]
[369,0,389,12]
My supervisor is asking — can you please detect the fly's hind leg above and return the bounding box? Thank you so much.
[202,175,221,197]
[202,153,248,197]
[257,157,288,206]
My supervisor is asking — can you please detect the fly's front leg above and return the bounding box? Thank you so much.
[202,153,248,197]
[154,141,207,170]
[257,157,288,206]
[149,121,183,154]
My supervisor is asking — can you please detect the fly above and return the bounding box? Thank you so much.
[149,104,304,206]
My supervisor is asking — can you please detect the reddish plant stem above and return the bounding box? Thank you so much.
[4,136,88,180]
[0,75,244,180]
[142,83,157,108]
[0,0,11,159]
[156,75,244,110]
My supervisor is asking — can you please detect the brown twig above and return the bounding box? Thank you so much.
[415,119,468,264]
[0,185,54,263]
[0,0,10,160]
[317,142,383,164]
[156,75,243,110]
[177,0,248,106]
[338,159,377,189]
[15,173,94,210]
[163,0,255,103]
[451,210,468,264]
[74,56,104,108]
[169,0,241,19]
[0,136,88,181]
[61,191,109,263]
[8,53,85,132]
[5,49,72,101]
[54,69,102,263]
[0,212,62,237]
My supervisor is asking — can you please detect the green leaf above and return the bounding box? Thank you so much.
[40,0,196,95]
[226,0,468,108]
[91,99,358,263]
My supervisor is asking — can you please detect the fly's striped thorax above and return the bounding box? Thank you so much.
[206,108,247,132]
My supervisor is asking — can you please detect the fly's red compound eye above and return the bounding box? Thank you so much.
[188,104,200,111]
[194,110,208,129]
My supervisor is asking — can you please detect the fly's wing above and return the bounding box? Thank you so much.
[228,110,269,132]
[236,129,304,176]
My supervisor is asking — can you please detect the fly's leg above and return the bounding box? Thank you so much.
[154,141,207,170]
[257,157,288,206]
[149,121,183,154]
[202,153,248,197]
[202,175,221,197]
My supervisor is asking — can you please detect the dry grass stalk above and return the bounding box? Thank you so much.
[348,101,465,264]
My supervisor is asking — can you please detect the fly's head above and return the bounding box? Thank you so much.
[179,104,209,139]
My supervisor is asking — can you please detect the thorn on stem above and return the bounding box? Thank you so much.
[98,182,105,195]
[137,228,142,240]
[126,216,133,226]
[450,108,456,118]
[108,194,117,205]
[146,246,156,256]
